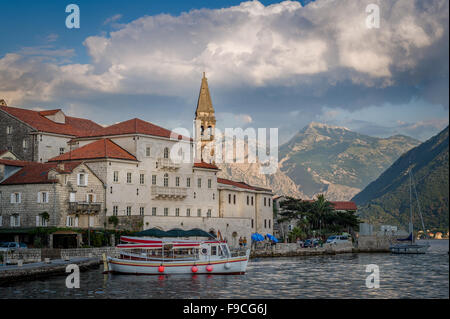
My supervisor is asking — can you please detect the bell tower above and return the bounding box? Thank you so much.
[195,72,216,163]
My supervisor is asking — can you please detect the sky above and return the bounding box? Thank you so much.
[0,0,448,143]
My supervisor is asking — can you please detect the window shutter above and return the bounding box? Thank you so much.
[85,174,88,186]
[37,192,41,203]
[10,193,14,203]
[77,174,80,185]
[74,216,79,227]
[66,216,70,227]
[10,215,14,226]
[45,192,49,203]
[18,193,21,203]
[36,216,40,226]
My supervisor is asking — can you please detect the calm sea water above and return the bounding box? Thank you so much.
[1,240,448,299]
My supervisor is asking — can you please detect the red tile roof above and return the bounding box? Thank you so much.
[1,105,103,136]
[218,178,254,190]
[193,162,219,170]
[0,159,36,167]
[77,118,191,141]
[38,109,61,116]
[48,138,137,162]
[303,200,357,211]
[217,178,272,193]
[1,161,82,185]
[331,201,358,211]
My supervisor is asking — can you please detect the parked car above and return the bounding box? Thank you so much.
[326,235,349,244]
[304,238,319,248]
[0,242,27,252]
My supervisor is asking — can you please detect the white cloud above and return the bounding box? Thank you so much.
[0,0,448,111]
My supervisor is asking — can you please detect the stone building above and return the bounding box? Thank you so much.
[0,105,103,162]
[0,74,274,248]
[0,159,105,245]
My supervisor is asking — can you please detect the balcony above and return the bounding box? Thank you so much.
[68,202,101,214]
[151,186,187,199]
[157,158,180,170]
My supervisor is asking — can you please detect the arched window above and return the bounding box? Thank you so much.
[163,173,169,187]
[163,147,169,159]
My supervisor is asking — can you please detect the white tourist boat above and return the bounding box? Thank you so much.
[390,167,430,254]
[106,236,251,275]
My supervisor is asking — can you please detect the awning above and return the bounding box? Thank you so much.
[251,233,264,242]
[266,233,279,243]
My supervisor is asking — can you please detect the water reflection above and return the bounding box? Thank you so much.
[1,240,448,299]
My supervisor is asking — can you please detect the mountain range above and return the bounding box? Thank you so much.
[278,122,421,200]
[218,122,421,201]
[353,126,449,230]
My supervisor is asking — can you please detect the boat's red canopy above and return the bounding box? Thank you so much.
[120,236,221,245]
[117,242,201,249]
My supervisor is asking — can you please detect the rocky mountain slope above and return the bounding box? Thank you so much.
[217,163,306,198]
[278,122,420,200]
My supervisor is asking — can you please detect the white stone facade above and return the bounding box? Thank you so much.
[0,163,105,230]
[65,133,274,248]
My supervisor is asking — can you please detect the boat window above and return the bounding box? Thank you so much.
[211,246,217,256]
[201,248,208,255]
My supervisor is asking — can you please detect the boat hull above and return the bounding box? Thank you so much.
[390,243,430,254]
[107,252,250,275]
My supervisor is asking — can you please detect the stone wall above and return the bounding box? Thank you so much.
[0,110,36,161]
[0,163,105,229]
[356,235,397,252]
[250,241,354,257]
[0,183,62,228]
[2,247,120,264]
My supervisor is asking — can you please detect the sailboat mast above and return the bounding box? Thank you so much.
[409,168,413,244]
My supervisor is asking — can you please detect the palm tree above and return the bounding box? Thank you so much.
[312,194,334,234]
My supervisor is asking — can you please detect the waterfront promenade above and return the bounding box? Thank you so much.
[0,257,100,285]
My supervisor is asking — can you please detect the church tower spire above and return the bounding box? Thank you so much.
[196,72,215,116]
[195,72,216,163]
